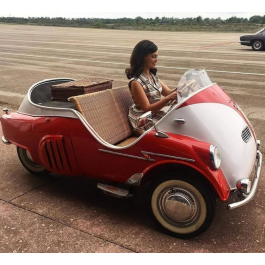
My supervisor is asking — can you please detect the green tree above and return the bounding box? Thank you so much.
[196,16,202,23]
[249,15,262,23]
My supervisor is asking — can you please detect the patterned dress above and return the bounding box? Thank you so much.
[128,72,171,135]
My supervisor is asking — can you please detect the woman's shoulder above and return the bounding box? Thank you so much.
[129,78,142,87]
[128,77,141,90]
[129,74,144,85]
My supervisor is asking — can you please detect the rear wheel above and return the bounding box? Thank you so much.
[149,174,216,239]
[252,40,264,51]
[17,147,49,176]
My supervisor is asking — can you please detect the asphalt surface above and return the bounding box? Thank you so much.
[0,24,265,253]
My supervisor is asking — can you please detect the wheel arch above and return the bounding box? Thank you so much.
[141,161,229,201]
[251,39,264,45]
[17,146,50,175]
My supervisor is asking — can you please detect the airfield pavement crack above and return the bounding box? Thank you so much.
[0,183,138,253]
[8,175,63,203]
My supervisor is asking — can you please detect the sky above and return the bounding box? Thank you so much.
[0,12,265,19]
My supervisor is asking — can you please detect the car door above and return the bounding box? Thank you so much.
[262,30,265,42]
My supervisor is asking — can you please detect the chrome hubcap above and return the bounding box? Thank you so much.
[158,186,200,227]
[254,42,261,49]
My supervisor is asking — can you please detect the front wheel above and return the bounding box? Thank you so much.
[252,40,264,51]
[17,147,50,176]
[149,175,216,239]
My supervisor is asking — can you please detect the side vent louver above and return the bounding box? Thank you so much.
[39,136,71,172]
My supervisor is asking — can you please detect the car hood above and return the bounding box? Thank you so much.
[240,35,253,40]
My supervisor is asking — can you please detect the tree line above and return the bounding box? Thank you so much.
[1,15,264,31]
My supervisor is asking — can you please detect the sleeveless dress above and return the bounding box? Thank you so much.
[128,72,171,135]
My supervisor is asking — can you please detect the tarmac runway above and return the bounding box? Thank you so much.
[0,24,265,253]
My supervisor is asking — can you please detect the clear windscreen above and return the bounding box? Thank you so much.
[177,69,214,101]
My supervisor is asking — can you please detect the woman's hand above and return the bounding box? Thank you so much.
[174,81,197,97]
[166,91,178,101]
[175,82,187,92]
[131,80,178,113]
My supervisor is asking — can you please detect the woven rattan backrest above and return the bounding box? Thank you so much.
[71,87,133,145]
[109,86,134,135]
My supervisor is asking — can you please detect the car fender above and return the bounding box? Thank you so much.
[141,159,230,201]
[138,131,230,201]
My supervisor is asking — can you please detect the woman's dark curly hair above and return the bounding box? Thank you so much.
[125,40,158,79]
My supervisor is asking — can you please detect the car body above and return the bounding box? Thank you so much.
[1,69,262,238]
[240,28,265,51]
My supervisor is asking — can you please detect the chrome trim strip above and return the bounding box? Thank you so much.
[228,150,262,210]
[2,136,11,145]
[22,78,155,150]
[17,111,79,119]
[20,78,215,152]
[141,151,195,162]
[98,149,155,161]
[27,78,75,111]
[74,111,154,150]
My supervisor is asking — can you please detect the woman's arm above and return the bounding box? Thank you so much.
[159,79,178,97]
[160,79,189,97]
[131,81,177,113]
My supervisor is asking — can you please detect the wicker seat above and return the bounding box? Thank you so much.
[71,86,138,146]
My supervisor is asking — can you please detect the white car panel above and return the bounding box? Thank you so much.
[156,103,257,189]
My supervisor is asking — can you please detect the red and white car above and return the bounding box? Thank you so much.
[1,69,262,238]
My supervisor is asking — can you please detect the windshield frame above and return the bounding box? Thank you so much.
[254,28,265,35]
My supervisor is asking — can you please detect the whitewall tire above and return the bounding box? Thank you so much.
[149,175,216,238]
[17,147,49,176]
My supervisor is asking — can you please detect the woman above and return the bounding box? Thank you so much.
[125,40,178,135]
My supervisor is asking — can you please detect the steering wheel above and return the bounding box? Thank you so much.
[178,80,197,97]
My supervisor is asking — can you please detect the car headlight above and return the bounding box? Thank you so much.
[209,145,221,169]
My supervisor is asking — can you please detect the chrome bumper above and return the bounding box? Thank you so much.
[239,41,251,44]
[1,136,11,145]
[228,150,262,210]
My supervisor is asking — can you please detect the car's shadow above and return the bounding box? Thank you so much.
[11,171,264,252]
[236,48,265,53]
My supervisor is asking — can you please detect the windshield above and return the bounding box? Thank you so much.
[255,28,265,35]
[177,69,214,101]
